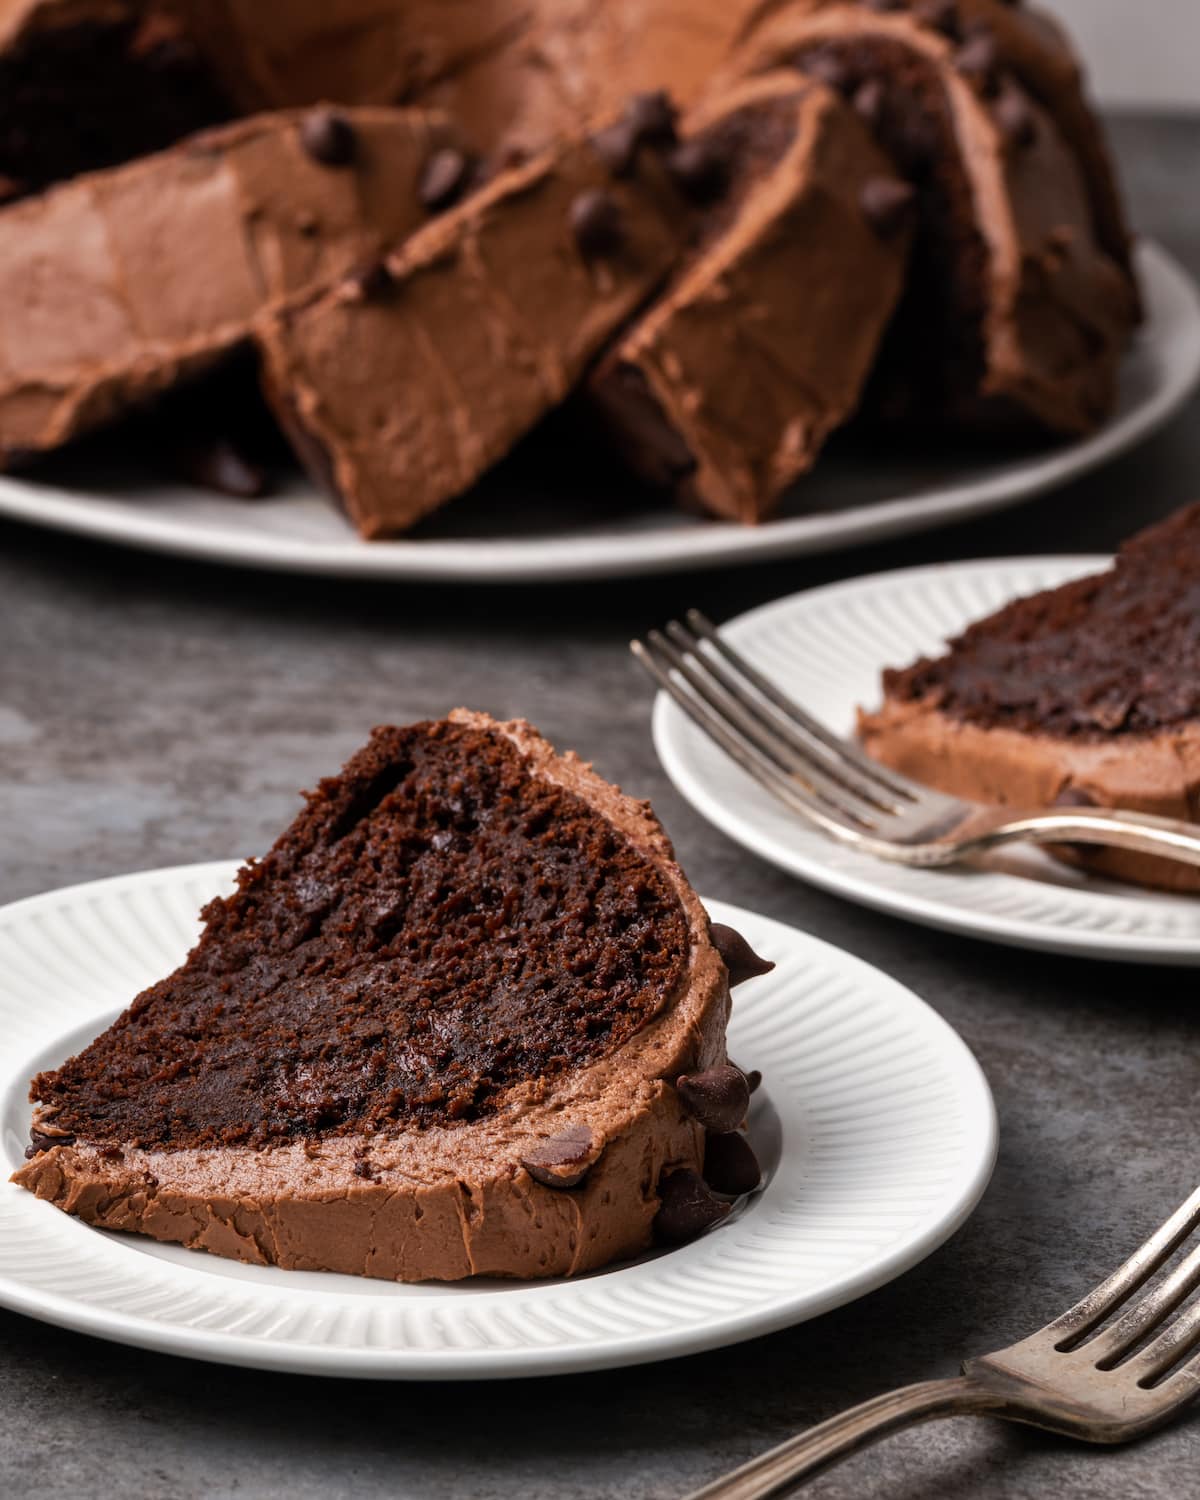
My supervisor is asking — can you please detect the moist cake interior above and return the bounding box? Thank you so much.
[31,721,690,1149]
[0,13,234,203]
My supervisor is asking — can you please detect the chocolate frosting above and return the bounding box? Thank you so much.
[591,75,911,524]
[0,106,460,465]
[254,122,688,538]
[14,712,734,1281]
[718,0,1138,435]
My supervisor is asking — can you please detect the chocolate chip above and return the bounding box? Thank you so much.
[654,1168,731,1244]
[25,1128,74,1158]
[419,147,472,212]
[915,0,961,38]
[704,1132,762,1196]
[852,78,887,129]
[860,176,916,237]
[570,189,623,257]
[627,90,679,148]
[744,1069,763,1094]
[666,137,730,203]
[677,1065,750,1132]
[799,49,854,93]
[521,1123,597,1188]
[342,259,394,301]
[352,1159,377,1180]
[1053,785,1097,809]
[993,84,1037,149]
[710,924,775,986]
[299,108,356,167]
[172,436,268,498]
[955,30,999,92]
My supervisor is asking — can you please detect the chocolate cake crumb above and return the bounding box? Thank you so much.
[882,505,1200,740]
[31,722,690,1147]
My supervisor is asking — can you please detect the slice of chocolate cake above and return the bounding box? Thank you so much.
[14,712,767,1281]
[859,505,1200,892]
[253,109,689,538]
[719,0,1139,435]
[0,0,235,204]
[591,75,912,525]
[0,105,462,467]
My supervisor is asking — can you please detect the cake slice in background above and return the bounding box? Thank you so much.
[0,0,235,203]
[719,0,1139,436]
[591,74,913,524]
[859,505,1200,893]
[0,105,462,468]
[15,711,766,1281]
[254,100,690,538]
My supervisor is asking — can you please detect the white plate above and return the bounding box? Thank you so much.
[655,557,1200,965]
[0,241,1195,582]
[0,861,995,1380]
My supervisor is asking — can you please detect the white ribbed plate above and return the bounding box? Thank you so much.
[0,861,994,1379]
[655,557,1200,965]
[0,242,1194,581]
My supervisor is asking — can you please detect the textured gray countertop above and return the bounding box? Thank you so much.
[1,114,1198,1500]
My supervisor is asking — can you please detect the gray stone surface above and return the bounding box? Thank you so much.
[1,115,1198,1499]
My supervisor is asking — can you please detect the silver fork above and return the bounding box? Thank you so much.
[684,1182,1200,1497]
[631,610,1200,874]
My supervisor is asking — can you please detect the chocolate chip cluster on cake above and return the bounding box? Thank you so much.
[0,0,1138,528]
[859,504,1200,892]
[15,713,772,1280]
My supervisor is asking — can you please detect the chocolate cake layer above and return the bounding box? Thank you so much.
[16,713,739,1281]
[859,506,1200,892]
[0,105,461,466]
[879,506,1200,740]
[0,0,234,202]
[720,0,1138,435]
[591,75,911,524]
[30,720,690,1145]
[255,113,689,538]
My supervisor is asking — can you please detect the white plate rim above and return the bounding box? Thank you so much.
[653,553,1200,965]
[0,860,996,1380]
[0,241,1194,582]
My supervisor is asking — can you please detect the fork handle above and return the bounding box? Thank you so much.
[949,806,1200,870]
[685,1375,1003,1498]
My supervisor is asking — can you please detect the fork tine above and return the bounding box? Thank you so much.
[1050,1184,1200,1346]
[644,630,877,830]
[686,609,922,804]
[1129,1296,1200,1389]
[1087,1240,1200,1368]
[630,639,863,844]
[663,619,904,818]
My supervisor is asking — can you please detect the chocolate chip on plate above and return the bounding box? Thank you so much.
[627,90,679,148]
[342,258,394,301]
[860,176,916,237]
[521,1123,598,1188]
[299,108,356,166]
[677,1064,750,1133]
[419,147,472,212]
[654,1167,731,1244]
[570,189,624,257]
[593,118,640,176]
[709,923,775,986]
[703,1132,762,1196]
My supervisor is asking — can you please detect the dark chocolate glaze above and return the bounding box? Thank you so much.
[32,722,690,1146]
[884,505,1200,739]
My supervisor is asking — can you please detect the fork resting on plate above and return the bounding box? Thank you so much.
[632,610,1200,875]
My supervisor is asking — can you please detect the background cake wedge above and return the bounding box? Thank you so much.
[0,105,463,468]
[591,74,913,524]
